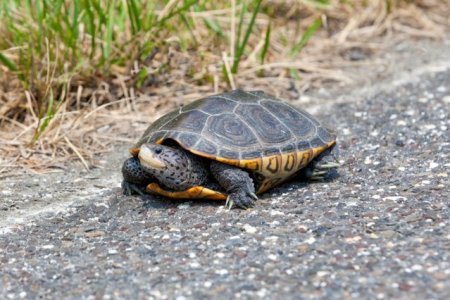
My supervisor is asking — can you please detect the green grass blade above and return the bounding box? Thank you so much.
[70,0,80,53]
[0,52,18,72]
[91,0,107,26]
[259,21,271,65]
[103,1,115,64]
[203,17,225,38]
[289,68,301,80]
[82,0,97,58]
[180,13,198,47]
[157,0,197,27]
[231,0,262,74]
[385,0,392,14]
[303,0,330,9]
[290,18,321,57]
[126,0,137,34]
[193,3,225,38]
[128,0,142,32]
[234,1,247,60]
[34,90,55,141]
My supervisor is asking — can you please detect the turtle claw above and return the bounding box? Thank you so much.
[309,170,331,181]
[249,192,258,200]
[225,196,234,210]
[308,160,340,181]
[318,161,340,169]
[225,191,256,210]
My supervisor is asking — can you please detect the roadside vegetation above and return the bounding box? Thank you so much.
[0,0,447,172]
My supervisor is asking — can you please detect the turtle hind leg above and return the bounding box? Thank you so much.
[210,161,258,209]
[121,157,155,196]
[299,144,340,181]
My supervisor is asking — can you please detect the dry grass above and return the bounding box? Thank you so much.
[0,0,448,174]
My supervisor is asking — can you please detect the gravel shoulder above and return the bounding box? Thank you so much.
[0,39,449,299]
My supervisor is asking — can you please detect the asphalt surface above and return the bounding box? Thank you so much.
[1,58,449,298]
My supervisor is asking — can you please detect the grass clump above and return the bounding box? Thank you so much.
[0,1,197,128]
[0,0,447,171]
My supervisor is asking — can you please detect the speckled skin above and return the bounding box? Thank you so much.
[140,144,208,191]
[209,161,256,208]
[122,143,257,208]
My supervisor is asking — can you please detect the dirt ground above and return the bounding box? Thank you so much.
[0,37,449,299]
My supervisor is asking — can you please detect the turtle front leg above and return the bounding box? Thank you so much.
[122,157,155,196]
[210,161,258,209]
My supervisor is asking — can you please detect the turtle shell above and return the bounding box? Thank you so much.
[134,89,336,194]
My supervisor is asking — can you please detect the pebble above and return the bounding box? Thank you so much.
[215,269,229,275]
[243,224,257,234]
[429,161,439,169]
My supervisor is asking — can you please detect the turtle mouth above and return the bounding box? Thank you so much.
[138,145,166,169]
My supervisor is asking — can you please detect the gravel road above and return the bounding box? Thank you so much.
[1,43,449,299]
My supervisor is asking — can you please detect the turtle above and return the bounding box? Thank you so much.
[122,89,339,209]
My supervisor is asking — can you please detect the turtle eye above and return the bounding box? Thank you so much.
[154,147,162,154]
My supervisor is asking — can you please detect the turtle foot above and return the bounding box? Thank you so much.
[122,181,146,196]
[225,191,258,210]
[309,161,340,181]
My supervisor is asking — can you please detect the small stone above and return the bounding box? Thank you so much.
[422,124,436,130]
[411,264,423,271]
[215,269,228,275]
[267,254,278,261]
[395,139,405,147]
[345,236,361,244]
[379,230,398,239]
[85,230,105,238]
[398,282,413,291]
[436,86,446,92]
[429,161,439,169]
[317,271,330,277]
[41,245,55,250]
[418,97,428,103]
[304,237,316,244]
[243,224,257,234]
[383,196,407,202]
[297,244,309,253]
[270,210,285,216]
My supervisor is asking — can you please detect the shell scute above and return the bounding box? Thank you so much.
[205,113,259,147]
[235,103,293,144]
[138,90,336,177]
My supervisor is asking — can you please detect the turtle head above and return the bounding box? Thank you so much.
[138,143,194,191]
